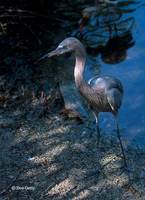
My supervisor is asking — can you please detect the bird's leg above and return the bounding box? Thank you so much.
[93,112,100,146]
[115,116,131,180]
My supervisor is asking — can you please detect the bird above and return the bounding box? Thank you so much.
[39,37,128,171]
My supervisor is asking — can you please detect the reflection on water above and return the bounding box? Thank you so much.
[72,0,145,148]
[100,31,134,64]
[72,1,135,51]
[49,0,145,148]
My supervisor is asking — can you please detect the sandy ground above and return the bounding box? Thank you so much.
[0,109,145,200]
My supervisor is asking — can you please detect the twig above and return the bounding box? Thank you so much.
[0,8,50,19]
[0,14,36,19]
[0,22,6,34]
[22,22,42,45]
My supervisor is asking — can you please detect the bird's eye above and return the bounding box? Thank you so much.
[58,45,64,49]
[58,44,68,50]
[59,46,63,49]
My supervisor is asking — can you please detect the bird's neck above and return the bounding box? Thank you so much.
[74,45,92,100]
[74,54,86,88]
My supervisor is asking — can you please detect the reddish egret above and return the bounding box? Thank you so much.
[40,37,128,171]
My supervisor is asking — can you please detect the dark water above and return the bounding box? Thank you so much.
[99,2,145,148]
[50,1,145,148]
[79,1,145,148]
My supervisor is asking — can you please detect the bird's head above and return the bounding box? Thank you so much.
[38,37,85,61]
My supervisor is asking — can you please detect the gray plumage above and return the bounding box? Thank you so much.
[80,75,123,116]
[41,37,129,178]
[45,37,123,120]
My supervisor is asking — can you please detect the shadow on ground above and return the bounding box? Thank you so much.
[0,111,145,200]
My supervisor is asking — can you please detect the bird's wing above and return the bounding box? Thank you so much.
[88,76,107,91]
[88,75,100,86]
[88,75,123,93]
[88,75,123,114]
[106,88,123,114]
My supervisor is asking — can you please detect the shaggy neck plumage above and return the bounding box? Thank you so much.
[73,42,94,102]
[74,55,86,88]
[74,43,87,87]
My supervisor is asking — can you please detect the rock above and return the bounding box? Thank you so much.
[60,83,89,118]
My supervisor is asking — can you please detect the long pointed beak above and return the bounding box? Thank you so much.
[36,49,59,63]
[47,49,61,57]
[38,53,49,62]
